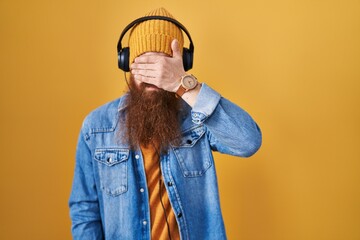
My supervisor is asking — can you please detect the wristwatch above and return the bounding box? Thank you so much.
[176,74,198,97]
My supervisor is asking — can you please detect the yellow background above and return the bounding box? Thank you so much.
[0,0,359,239]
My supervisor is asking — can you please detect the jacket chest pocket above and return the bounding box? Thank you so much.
[171,125,212,177]
[94,148,129,196]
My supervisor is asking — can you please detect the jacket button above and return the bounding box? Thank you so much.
[167,181,173,186]
[177,212,182,218]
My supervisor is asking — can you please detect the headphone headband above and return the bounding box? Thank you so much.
[117,15,194,52]
[117,15,194,72]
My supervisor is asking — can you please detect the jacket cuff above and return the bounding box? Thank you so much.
[191,83,221,124]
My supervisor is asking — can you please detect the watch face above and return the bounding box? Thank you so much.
[182,75,197,89]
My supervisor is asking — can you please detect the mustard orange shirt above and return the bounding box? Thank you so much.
[141,144,180,240]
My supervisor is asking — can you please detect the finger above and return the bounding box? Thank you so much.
[131,69,157,78]
[132,74,157,85]
[132,74,147,83]
[131,62,155,70]
[171,39,182,59]
[133,55,162,64]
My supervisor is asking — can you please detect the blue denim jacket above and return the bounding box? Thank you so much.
[69,84,262,240]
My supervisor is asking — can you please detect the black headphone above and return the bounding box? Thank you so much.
[117,16,194,72]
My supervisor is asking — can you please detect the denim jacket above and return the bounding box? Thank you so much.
[69,83,262,240]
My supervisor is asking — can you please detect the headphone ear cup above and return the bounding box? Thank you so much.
[118,47,130,72]
[182,48,193,71]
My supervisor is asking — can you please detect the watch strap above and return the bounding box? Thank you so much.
[176,84,187,97]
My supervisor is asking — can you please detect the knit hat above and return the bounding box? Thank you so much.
[128,8,184,64]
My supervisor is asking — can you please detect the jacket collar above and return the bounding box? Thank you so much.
[117,93,130,112]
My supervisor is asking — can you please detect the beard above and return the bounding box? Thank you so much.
[124,76,181,152]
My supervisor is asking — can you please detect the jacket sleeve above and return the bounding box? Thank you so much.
[191,83,262,157]
[68,127,104,240]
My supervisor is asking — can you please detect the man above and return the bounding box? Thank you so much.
[69,7,262,240]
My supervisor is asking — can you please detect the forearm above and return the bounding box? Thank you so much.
[191,83,262,157]
[70,201,104,240]
[180,82,201,107]
[69,130,104,239]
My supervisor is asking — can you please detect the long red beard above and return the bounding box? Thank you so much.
[125,78,181,152]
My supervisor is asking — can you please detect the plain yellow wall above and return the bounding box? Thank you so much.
[0,0,359,239]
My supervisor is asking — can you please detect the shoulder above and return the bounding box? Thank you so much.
[81,94,128,134]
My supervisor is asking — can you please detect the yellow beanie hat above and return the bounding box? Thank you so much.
[128,8,184,64]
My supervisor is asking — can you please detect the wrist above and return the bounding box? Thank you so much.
[180,82,202,108]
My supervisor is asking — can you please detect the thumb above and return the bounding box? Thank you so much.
[171,39,182,59]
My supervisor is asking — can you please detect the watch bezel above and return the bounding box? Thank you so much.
[181,74,198,90]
